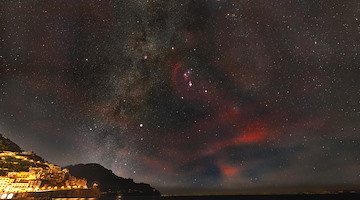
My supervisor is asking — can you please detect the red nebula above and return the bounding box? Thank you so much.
[218,163,238,176]
[209,125,267,155]
[235,130,266,143]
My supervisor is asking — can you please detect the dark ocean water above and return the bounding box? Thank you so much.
[98,193,360,200]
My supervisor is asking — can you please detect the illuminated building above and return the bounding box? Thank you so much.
[0,151,87,194]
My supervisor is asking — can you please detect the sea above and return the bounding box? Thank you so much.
[96,193,360,200]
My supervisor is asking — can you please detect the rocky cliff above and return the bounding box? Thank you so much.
[66,163,161,196]
[0,134,22,152]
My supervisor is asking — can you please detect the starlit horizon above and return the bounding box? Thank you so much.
[0,0,359,195]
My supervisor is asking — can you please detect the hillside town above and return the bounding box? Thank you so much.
[0,151,87,196]
[0,134,160,199]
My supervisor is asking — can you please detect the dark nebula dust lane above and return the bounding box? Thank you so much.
[0,0,360,195]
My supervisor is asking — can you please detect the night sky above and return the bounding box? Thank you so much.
[0,0,360,195]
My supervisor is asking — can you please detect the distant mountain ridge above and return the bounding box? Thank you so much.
[66,163,161,196]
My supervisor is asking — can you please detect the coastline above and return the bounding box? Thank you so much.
[0,188,100,199]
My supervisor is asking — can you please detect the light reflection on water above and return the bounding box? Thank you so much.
[53,198,98,200]
[52,194,360,200]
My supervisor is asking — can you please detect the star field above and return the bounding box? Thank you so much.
[0,0,359,195]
